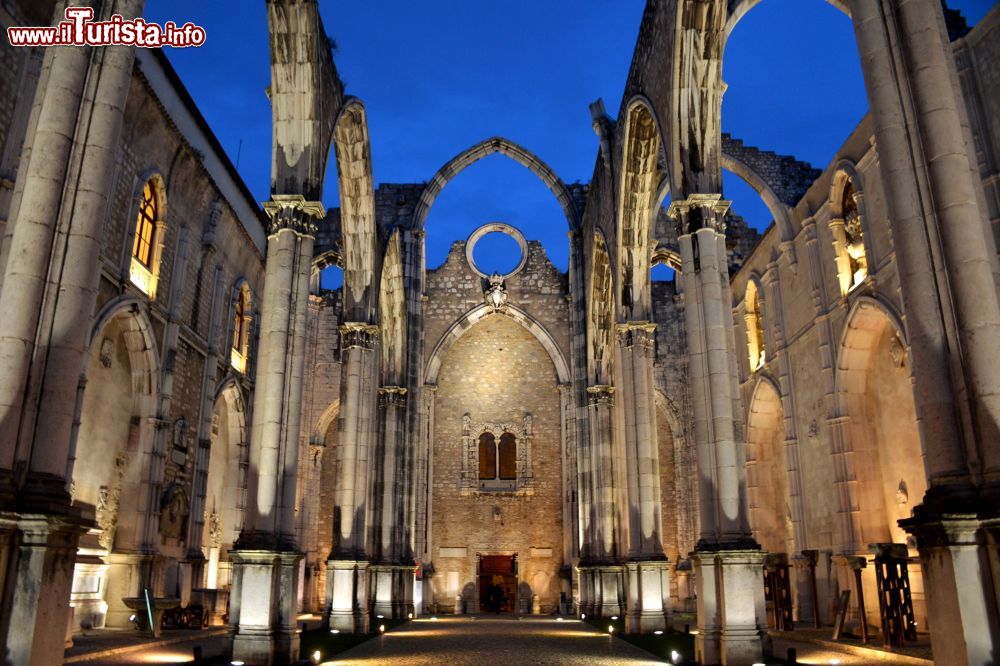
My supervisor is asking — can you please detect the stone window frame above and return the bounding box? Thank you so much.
[828,166,873,296]
[229,281,253,373]
[460,413,534,496]
[125,173,168,299]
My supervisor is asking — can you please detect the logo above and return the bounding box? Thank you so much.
[7,8,206,48]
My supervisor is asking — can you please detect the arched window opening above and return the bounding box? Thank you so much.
[129,178,164,297]
[478,432,497,480]
[498,433,517,480]
[831,175,868,294]
[745,281,766,370]
[230,284,252,373]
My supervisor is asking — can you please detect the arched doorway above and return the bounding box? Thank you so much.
[745,378,792,556]
[70,302,159,630]
[833,298,927,630]
[201,381,249,591]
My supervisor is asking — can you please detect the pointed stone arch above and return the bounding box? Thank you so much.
[333,98,377,322]
[618,96,665,321]
[588,230,615,385]
[84,297,160,401]
[379,231,406,385]
[745,375,793,554]
[424,304,570,386]
[412,137,580,231]
[725,0,851,38]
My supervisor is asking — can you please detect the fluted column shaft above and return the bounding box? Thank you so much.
[243,198,320,545]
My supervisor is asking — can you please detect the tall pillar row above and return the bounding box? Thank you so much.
[672,195,765,666]
[850,1,1000,663]
[0,3,144,664]
[229,196,321,666]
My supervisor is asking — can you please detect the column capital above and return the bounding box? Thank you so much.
[263,195,325,236]
[378,385,408,407]
[339,322,379,349]
[615,321,656,349]
[667,193,731,235]
[586,384,615,405]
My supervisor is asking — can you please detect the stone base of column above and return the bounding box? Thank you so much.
[693,547,766,666]
[577,564,625,618]
[625,559,671,633]
[103,552,164,628]
[325,559,369,633]
[901,512,1000,666]
[229,550,303,666]
[0,512,89,666]
[370,564,416,620]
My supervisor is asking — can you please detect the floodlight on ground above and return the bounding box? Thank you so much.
[330,628,340,634]
[556,617,563,622]
[671,650,680,663]
[607,625,614,633]
[379,624,386,633]
[653,630,663,635]
[430,616,438,621]
[231,662,245,666]
[377,614,384,619]
[408,613,413,619]
[611,615,618,620]
[311,650,321,664]
[580,613,586,619]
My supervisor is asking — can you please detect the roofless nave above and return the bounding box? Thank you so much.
[0,1,998,665]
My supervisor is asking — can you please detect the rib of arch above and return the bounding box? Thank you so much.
[412,137,580,231]
[726,0,851,38]
[424,303,571,385]
[84,296,160,398]
[720,153,795,242]
[833,295,908,404]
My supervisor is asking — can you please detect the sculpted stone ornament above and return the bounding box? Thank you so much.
[262,194,325,236]
[485,274,509,312]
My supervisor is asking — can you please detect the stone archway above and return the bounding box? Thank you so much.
[70,299,160,630]
[831,297,927,629]
[201,381,249,592]
[412,137,579,231]
[745,377,792,555]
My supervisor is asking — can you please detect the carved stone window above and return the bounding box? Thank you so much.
[461,414,533,495]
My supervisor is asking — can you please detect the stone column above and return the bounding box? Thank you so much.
[672,194,764,665]
[852,2,1000,662]
[616,322,669,633]
[579,385,622,617]
[0,3,144,662]
[326,322,378,633]
[229,196,320,665]
[371,386,411,619]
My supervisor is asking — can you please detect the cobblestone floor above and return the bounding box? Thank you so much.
[321,616,665,666]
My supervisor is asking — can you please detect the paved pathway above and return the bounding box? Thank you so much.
[322,616,665,666]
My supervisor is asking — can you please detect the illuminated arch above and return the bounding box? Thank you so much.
[725,0,851,38]
[378,231,406,384]
[425,304,570,385]
[618,97,666,321]
[333,98,376,321]
[588,230,615,385]
[412,137,580,231]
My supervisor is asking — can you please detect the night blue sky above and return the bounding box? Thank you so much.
[146,0,996,281]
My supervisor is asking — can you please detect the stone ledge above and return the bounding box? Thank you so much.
[770,630,933,665]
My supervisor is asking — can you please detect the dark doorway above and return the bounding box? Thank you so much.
[478,554,517,613]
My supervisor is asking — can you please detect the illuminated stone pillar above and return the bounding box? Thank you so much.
[0,3,145,663]
[325,322,378,633]
[672,195,764,665]
[851,2,1000,661]
[230,196,320,665]
[617,322,669,633]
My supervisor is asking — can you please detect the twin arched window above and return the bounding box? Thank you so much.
[478,432,517,481]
